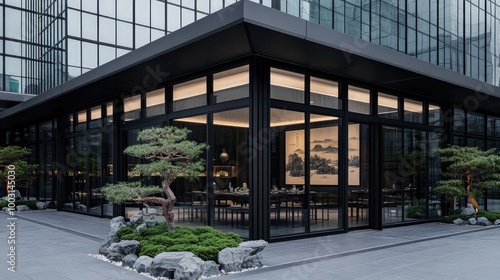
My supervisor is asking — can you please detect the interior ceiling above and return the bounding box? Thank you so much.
[1,1,500,130]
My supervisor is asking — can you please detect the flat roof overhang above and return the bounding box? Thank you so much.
[1,0,500,130]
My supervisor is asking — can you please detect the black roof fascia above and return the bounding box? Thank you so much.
[1,0,499,130]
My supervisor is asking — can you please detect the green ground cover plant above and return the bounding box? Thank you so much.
[117,223,242,262]
[439,209,500,223]
[0,199,39,210]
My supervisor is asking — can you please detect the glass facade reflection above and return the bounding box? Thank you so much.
[1,0,498,96]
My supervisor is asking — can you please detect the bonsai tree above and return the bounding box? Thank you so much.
[435,145,500,212]
[102,126,207,229]
[0,146,37,197]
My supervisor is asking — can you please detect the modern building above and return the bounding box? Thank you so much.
[1,0,500,241]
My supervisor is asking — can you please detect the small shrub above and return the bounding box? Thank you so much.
[121,233,142,241]
[0,199,39,210]
[140,243,168,257]
[148,235,175,247]
[476,210,500,222]
[138,224,169,237]
[406,205,426,218]
[133,225,243,262]
[439,214,469,223]
[117,226,134,238]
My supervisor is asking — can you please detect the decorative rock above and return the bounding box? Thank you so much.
[130,212,144,226]
[76,204,87,212]
[150,252,196,277]
[109,216,126,236]
[238,240,268,255]
[122,254,138,268]
[453,218,464,225]
[16,205,31,211]
[176,254,205,280]
[468,217,477,225]
[2,207,9,212]
[134,223,147,233]
[36,201,48,210]
[495,219,500,226]
[106,243,125,261]
[99,234,120,255]
[106,240,140,261]
[477,217,492,226]
[461,206,476,216]
[133,255,153,273]
[241,254,263,269]
[218,247,254,273]
[201,261,220,278]
[119,240,141,255]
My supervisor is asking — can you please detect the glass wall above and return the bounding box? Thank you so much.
[270,67,343,238]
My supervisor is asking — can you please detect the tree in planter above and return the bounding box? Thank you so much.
[435,145,500,212]
[0,146,37,197]
[102,126,207,230]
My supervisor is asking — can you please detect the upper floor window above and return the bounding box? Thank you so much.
[270,68,304,103]
[173,77,206,111]
[348,86,370,114]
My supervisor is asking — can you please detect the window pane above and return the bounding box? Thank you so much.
[270,68,305,103]
[213,65,249,103]
[90,106,102,128]
[135,0,150,25]
[135,25,150,48]
[82,12,97,40]
[404,98,423,123]
[310,77,339,109]
[81,42,97,68]
[467,113,484,135]
[68,9,81,37]
[173,77,206,111]
[76,110,87,131]
[348,86,370,114]
[99,45,115,66]
[123,95,141,121]
[151,1,165,29]
[99,0,115,17]
[146,88,165,117]
[117,21,133,47]
[378,93,398,119]
[454,109,465,132]
[428,104,442,126]
[99,17,115,44]
[117,0,133,21]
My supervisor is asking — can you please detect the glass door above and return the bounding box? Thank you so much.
[348,122,370,228]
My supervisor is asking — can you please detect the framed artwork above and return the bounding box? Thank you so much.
[285,124,360,185]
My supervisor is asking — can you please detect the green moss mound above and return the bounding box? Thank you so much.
[119,224,242,262]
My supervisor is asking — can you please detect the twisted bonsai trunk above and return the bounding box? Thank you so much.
[134,178,177,230]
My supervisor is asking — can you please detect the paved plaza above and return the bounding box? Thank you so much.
[1,210,499,280]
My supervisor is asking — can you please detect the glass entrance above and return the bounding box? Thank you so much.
[348,122,370,228]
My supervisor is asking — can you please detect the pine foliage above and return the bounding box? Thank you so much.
[435,145,500,210]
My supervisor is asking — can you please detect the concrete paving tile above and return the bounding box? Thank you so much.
[26,270,71,280]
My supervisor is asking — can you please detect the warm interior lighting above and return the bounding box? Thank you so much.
[404,99,423,113]
[214,65,249,91]
[173,77,206,101]
[90,106,101,120]
[310,76,338,96]
[124,95,141,112]
[146,88,165,107]
[429,104,440,112]
[271,68,304,91]
[106,103,113,117]
[348,86,370,103]
[378,93,398,108]
[77,110,87,123]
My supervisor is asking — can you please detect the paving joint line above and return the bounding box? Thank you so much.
[2,212,104,242]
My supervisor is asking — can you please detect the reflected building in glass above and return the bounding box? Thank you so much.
[0,1,500,241]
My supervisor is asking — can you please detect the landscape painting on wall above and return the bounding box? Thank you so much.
[285,124,360,185]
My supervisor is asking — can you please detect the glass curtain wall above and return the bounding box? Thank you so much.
[270,67,343,238]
